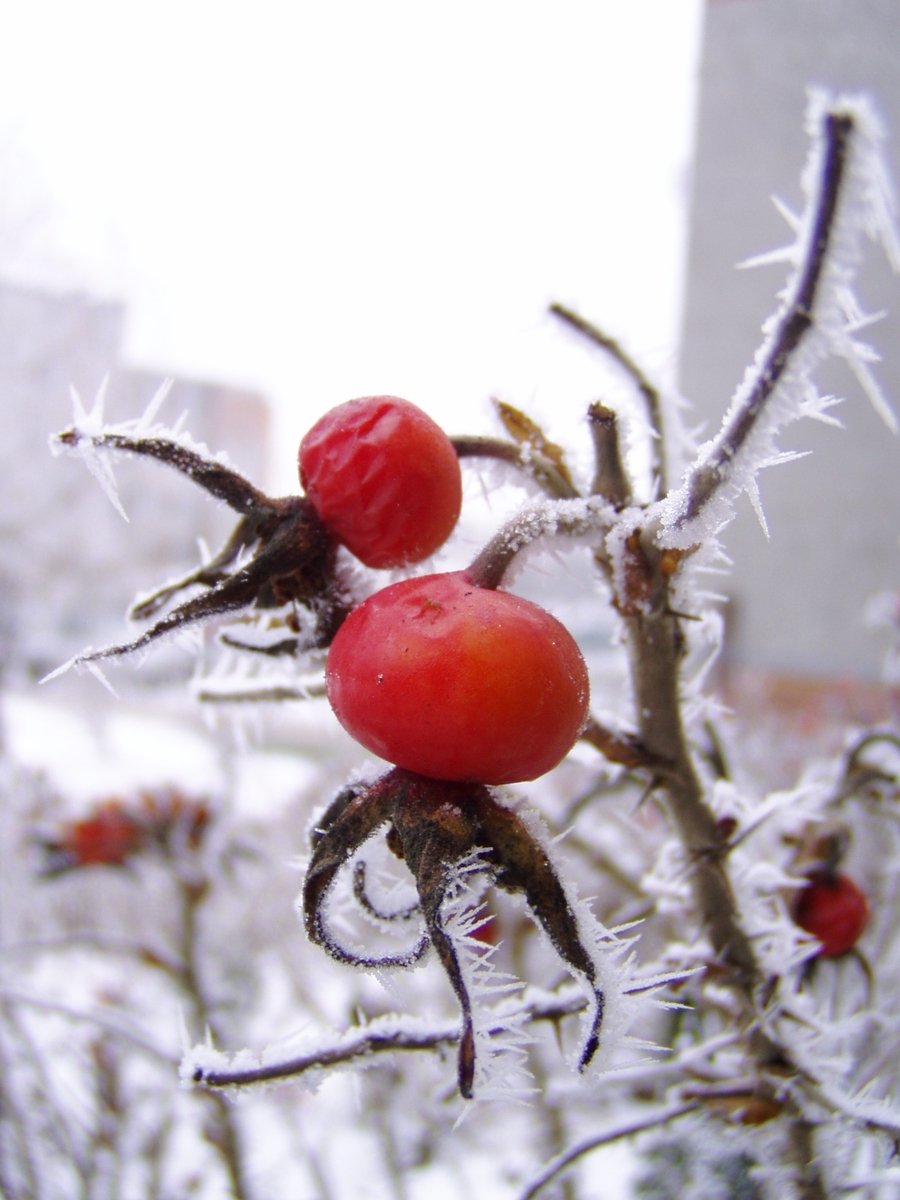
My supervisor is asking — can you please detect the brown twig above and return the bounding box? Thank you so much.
[587,402,632,506]
[452,434,580,500]
[550,302,666,496]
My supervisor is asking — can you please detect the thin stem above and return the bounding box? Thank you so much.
[176,878,254,1200]
[550,302,666,496]
[519,1101,700,1200]
[0,987,175,1065]
[675,111,853,529]
[190,970,684,1095]
[191,990,588,1091]
[466,497,613,590]
[789,1120,829,1200]
[452,435,580,500]
[193,1019,462,1090]
[195,681,326,704]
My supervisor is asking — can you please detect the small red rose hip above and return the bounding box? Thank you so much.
[793,870,869,958]
[325,571,590,784]
[298,396,462,569]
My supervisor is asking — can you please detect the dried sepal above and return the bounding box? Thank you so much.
[471,789,605,1073]
[48,415,351,679]
[303,776,431,971]
[302,769,611,1098]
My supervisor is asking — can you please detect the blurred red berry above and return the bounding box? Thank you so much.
[64,804,144,869]
[793,870,869,958]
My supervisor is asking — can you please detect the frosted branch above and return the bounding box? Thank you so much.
[659,94,900,546]
[466,496,615,589]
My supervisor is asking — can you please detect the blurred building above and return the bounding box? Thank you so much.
[679,0,900,683]
[0,281,270,678]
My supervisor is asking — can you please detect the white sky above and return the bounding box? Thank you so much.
[0,2,704,491]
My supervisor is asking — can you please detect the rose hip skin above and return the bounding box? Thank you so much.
[325,571,590,784]
[793,870,869,958]
[298,396,462,569]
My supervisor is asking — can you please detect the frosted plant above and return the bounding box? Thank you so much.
[28,89,900,1198]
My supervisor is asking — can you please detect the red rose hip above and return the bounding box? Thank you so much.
[793,870,869,958]
[299,396,462,568]
[325,571,590,784]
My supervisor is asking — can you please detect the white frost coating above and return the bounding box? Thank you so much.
[656,91,900,550]
[180,1011,462,1101]
[50,376,232,519]
[489,494,616,589]
[52,379,130,520]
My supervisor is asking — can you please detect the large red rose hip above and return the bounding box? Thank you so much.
[325,571,590,784]
[298,396,462,569]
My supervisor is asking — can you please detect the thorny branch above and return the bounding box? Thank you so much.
[33,94,900,1195]
[436,102,876,1189]
[190,971,694,1093]
[673,111,853,530]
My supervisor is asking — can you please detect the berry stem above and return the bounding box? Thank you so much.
[452,435,580,500]
[466,497,614,590]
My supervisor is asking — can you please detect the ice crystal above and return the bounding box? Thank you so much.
[439,852,537,1108]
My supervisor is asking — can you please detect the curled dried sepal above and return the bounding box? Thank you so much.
[301,769,608,1098]
[303,775,430,970]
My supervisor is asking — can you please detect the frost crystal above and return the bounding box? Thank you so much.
[50,376,229,524]
[439,853,536,1107]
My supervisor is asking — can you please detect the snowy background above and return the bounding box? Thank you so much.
[4,5,899,1200]
[0,2,703,491]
